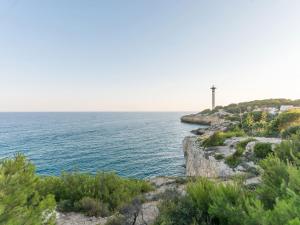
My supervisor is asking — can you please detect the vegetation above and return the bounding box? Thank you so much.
[214,153,225,160]
[154,133,300,225]
[274,132,300,166]
[223,98,300,114]
[38,171,152,216]
[0,155,152,224]
[200,99,300,116]
[253,142,273,159]
[201,129,245,147]
[225,138,256,168]
[259,109,300,138]
[281,126,300,139]
[276,109,300,130]
[0,154,56,225]
[200,108,212,114]
[2,99,300,224]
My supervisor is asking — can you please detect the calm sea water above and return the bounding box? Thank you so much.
[0,112,201,178]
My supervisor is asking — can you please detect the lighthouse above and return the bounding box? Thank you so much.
[211,85,216,110]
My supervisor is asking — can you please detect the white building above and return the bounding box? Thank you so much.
[280,105,300,112]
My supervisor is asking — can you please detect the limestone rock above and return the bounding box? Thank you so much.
[56,212,108,225]
[183,136,237,178]
[181,113,224,126]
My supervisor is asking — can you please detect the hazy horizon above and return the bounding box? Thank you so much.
[1,0,299,112]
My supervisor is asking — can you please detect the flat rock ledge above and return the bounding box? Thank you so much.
[57,212,108,225]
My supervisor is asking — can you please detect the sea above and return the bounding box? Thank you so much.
[0,112,202,179]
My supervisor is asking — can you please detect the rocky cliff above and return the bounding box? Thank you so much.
[183,135,281,182]
[183,136,237,178]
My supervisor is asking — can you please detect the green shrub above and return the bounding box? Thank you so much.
[225,138,256,168]
[154,178,248,225]
[74,197,110,217]
[0,154,56,225]
[267,109,300,136]
[200,108,212,114]
[225,155,242,168]
[274,132,300,166]
[281,126,300,139]
[223,129,246,138]
[214,153,225,160]
[202,131,226,147]
[202,130,245,147]
[276,109,300,131]
[208,182,248,225]
[39,171,153,215]
[254,142,273,159]
[57,199,73,212]
[257,155,289,209]
[105,214,126,225]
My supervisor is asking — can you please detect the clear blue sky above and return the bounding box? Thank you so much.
[0,0,299,111]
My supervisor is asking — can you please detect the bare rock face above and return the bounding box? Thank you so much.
[183,135,282,180]
[135,201,159,225]
[183,136,237,178]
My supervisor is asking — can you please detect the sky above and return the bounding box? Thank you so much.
[0,0,299,112]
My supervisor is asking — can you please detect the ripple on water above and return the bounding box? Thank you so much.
[0,112,203,178]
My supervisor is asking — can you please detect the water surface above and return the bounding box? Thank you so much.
[0,112,201,178]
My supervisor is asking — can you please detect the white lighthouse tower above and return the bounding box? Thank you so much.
[211,85,216,110]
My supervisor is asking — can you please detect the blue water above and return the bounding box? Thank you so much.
[0,112,201,178]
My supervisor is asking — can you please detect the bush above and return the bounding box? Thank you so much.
[257,155,289,209]
[57,199,73,212]
[202,130,245,147]
[0,154,56,225]
[254,142,273,159]
[75,197,109,217]
[200,108,212,114]
[214,153,225,160]
[275,132,300,166]
[225,138,256,168]
[39,171,153,215]
[202,131,226,147]
[105,214,126,225]
[281,126,300,139]
[225,155,241,168]
[269,109,300,134]
[154,178,248,225]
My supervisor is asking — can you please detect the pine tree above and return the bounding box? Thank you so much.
[0,154,56,225]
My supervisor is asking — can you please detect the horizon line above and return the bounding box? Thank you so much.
[0,110,197,113]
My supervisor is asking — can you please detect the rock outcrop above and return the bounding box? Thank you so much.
[183,136,282,180]
[181,113,224,125]
[183,136,237,178]
[57,212,108,225]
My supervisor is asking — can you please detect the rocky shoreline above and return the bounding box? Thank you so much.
[58,111,283,225]
[182,112,282,187]
[183,136,280,182]
[181,112,224,125]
